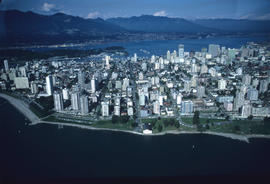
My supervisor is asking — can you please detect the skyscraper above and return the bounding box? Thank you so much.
[91,77,96,93]
[30,81,38,94]
[178,44,184,61]
[71,92,80,110]
[234,91,245,111]
[259,79,269,94]
[53,92,64,112]
[197,86,205,99]
[4,59,9,72]
[80,95,89,115]
[101,101,109,116]
[153,100,160,115]
[78,70,85,87]
[167,50,171,61]
[62,88,69,100]
[208,44,220,58]
[46,75,53,96]
[105,55,110,69]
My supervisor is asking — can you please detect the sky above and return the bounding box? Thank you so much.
[0,0,270,20]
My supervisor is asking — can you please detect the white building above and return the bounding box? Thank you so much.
[53,92,64,112]
[46,75,53,96]
[62,88,69,100]
[14,77,29,89]
[71,92,80,110]
[4,59,9,72]
[153,101,160,115]
[218,79,227,90]
[181,100,194,114]
[114,105,120,116]
[91,77,96,93]
[80,96,89,115]
[101,101,109,116]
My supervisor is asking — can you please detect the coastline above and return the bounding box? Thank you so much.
[1,93,270,143]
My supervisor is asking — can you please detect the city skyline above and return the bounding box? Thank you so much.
[1,0,270,20]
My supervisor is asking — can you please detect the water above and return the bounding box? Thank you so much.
[1,97,270,182]
[27,35,270,57]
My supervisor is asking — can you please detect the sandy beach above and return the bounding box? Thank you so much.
[1,92,270,143]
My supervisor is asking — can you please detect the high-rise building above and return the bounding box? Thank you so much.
[30,81,38,94]
[80,96,89,115]
[114,105,120,116]
[105,55,110,69]
[127,107,134,116]
[142,62,147,72]
[46,75,53,96]
[19,66,27,77]
[241,101,252,118]
[176,93,183,105]
[153,101,160,115]
[197,86,205,98]
[115,80,122,89]
[218,79,227,90]
[224,101,233,111]
[167,50,171,61]
[71,92,80,110]
[101,101,109,116]
[181,100,194,114]
[200,64,208,74]
[208,44,220,58]
[53,92,64,112]
[78,70,85,87]
[62,88,69,100]
[184,79,191,93]
[234,91,245,111]
[259,79,269,94]
[4,60,9,72]
[247,88,258,101]
[91,77,96,93]
[139,94,145,106]
[242,74,251,86]
[133,53,137,62]
[252,78,259,88]
[178,44,184,58]
[122,78,129,91]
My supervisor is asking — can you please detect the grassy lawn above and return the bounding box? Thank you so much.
[181,117,226,125]
[209,120,270,135]
[92,120,134,131]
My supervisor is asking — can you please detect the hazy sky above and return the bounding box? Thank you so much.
[1,0,270,19]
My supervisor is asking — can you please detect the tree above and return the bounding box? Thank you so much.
[234,125,240,132]
[112,115,118,124]
[193,111,200,125]
[248,115,253,120]
[158,125,163,132]
[175,121,180,128]
[205,124,210,130]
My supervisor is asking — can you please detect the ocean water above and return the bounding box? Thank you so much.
[1,97,270,182]
[28,35,270,57]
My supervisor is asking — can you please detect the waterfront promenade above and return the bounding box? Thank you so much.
[1,92,270,143]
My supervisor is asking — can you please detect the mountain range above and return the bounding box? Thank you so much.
[0,10,270,46]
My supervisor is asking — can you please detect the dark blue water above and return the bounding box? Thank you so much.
[1,97,270,182]
[28,36,270,57]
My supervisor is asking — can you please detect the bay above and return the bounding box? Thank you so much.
[1,97,270,181]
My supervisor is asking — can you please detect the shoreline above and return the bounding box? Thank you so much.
[1,93,270,143]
